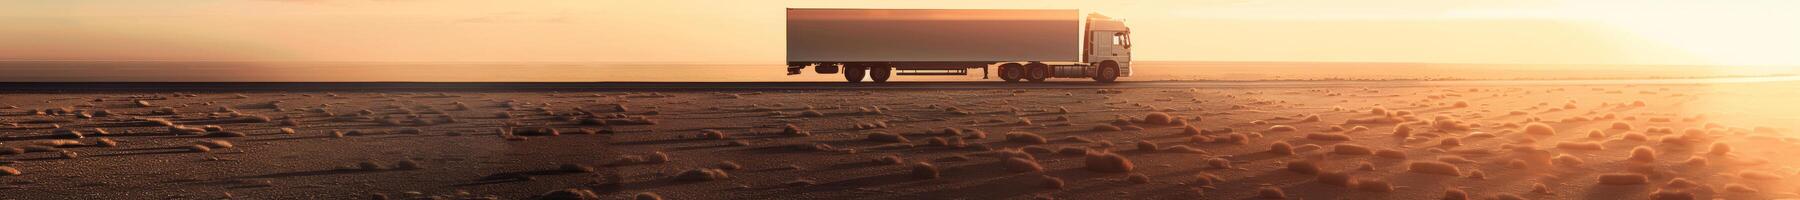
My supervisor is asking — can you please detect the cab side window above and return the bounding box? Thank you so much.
[1122,33,1131,48]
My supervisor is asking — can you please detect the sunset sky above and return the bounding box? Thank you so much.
[3,0,1799,67]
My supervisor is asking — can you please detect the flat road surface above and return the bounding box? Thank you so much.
[1,75,1795,92]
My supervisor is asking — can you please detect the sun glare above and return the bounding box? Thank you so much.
[1559,1,1800,68]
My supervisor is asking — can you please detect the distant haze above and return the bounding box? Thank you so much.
[2,1,1798,81]
[0,61,1788,82]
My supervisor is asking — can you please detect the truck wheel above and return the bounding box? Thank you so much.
[870,66,892,83]
[997,63,1024,82]
[1024,63,1050,82]
[1093,62,1119,83]
[844,65,867,83]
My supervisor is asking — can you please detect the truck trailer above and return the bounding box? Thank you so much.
[786,9,1132,83]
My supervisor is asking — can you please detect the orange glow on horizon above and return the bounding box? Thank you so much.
[1,0,1796,80]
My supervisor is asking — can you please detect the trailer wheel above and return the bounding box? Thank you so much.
[1093,61,1119,83]
[997,63,1024,82]
[844,64,867,83]
[870,66,892,83]
[1024,63,1050,82]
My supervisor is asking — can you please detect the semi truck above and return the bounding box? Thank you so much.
[786,9,1133,83]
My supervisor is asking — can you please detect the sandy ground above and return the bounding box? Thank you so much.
[2,80,1798,200]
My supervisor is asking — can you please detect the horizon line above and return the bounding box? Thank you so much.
[0,59,1787,67]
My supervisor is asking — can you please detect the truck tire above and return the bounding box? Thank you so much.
[1024,63,1050,82]
[1093,61,1119,83]
[870,66,892,83]
[997,63,1024,82]
[844,64,867,83]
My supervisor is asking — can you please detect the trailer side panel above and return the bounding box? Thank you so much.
[787,9,1081,63]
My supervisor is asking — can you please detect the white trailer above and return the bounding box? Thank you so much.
[786,9,1133,83]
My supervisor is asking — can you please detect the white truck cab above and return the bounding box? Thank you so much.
[1085,13,1133,79]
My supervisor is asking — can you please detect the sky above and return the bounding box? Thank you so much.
[3,0,1800,67]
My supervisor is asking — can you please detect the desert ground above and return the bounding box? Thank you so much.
[1,80,1798,200]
